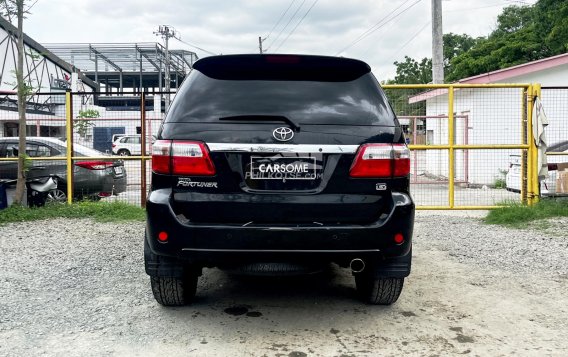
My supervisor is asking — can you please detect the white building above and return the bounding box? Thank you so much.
[409,53,568,185]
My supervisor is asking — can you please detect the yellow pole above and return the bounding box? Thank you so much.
[531,83,542,205]
[520,87,527,205]
[448,86,455,208]
[526,84,536,205]
[65,91,73,204]
[382,83,531,89]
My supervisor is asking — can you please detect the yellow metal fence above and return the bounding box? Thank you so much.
[383,83,540,209]
[1,85,541,209]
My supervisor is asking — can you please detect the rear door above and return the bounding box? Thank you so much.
[0,141,19,180]
[158,55,407,224]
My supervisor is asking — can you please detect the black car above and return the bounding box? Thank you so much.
[145,54,414,306]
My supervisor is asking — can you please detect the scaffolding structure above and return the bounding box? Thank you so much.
[44,43,198,94]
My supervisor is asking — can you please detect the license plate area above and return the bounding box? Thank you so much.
[250,156,317,180]
[244,153,323,191]
[113,166,124,175]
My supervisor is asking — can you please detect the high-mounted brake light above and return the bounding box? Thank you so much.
[75,161,114,170]
[151,140,216,176]
[265,55,301,64]
[349,144,410,178]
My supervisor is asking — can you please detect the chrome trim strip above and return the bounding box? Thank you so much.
[207,143,359,153]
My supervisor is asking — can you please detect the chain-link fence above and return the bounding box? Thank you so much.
[383,84,538,208]
[1,85,546,209]
[66,91,166,206]
[0,91,168,207]
[541,87,568,195]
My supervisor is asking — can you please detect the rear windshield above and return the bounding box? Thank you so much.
[165,71,396,126]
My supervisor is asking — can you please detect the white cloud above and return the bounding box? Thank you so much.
[24,0,538,80]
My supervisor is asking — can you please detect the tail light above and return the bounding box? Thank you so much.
[152,140,216,176]
[349,143,410,178]
[75,161,114,170]
[151,140,172,174]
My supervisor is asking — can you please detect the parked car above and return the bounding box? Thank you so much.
[0,137,127,200]
[111,134,126,144]
[506,140,568,194]
[145,54,414,306]
[112,134,155,156]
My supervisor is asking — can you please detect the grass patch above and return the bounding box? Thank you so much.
[484,199,568,227]
[0,201,145,226]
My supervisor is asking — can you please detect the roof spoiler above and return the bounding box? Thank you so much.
[193,54,371,82]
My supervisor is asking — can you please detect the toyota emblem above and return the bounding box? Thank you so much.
[273,127,294,142]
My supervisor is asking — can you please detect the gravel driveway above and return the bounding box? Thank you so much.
[1,213,567,356]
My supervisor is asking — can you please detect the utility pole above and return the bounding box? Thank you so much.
[154,25,179,110]
[431,0,444,83]
[258,36,264,54]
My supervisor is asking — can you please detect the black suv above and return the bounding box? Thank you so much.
[145,54,414,306]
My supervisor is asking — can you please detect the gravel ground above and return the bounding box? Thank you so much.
[414,213,568,275]
[0,214,567,356]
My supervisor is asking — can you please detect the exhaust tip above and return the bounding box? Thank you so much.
[350,258,365,273]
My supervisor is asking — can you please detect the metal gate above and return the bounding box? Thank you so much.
[382,83,540,209]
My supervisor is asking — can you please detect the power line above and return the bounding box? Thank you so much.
[335,0,424,56]
[444,2,514,12]
[274,0,319,52]
[174,37,218,56]
[335,0,414,55]
[265,0,307,51]
[264,0,297,42]
[25,0,40,13]
[388,21,431,61]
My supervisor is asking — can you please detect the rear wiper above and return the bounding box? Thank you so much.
[219,115,300,132]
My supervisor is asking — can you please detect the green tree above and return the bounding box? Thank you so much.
[443,33,481,76]
[383,57,431,117]
[75,109,99,138]
[534,0,568,54]
[491,5,534,38]
[388,33,480,85]
[384,34,478,116]
[392,56,432,84]
[446,1,568,81]
[389,1,568,83]
[1,0,30,205]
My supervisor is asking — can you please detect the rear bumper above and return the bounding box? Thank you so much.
[73,169,127,196]
[146,189,414,268]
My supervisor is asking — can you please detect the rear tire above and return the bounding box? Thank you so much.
[145,233,199,306]
[118,149,130,156]
[355,274,404,305]
[150,275,198,306]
